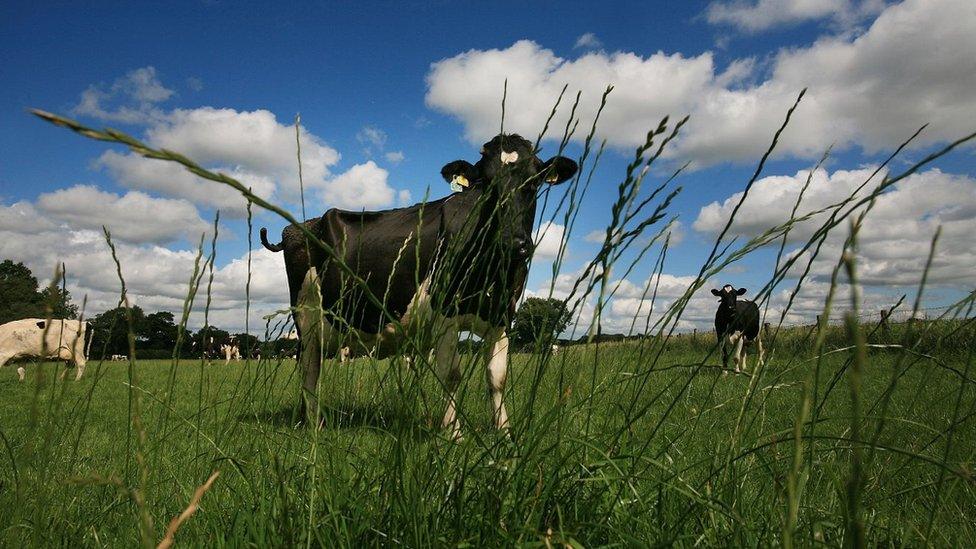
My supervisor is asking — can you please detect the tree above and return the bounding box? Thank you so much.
[232,333,259,355]
[143,311,178,350]
[0,260,80,323]
[88,305,147,358]
[39,285,79,319]
[510,297,572,347]
[0,259,43,324]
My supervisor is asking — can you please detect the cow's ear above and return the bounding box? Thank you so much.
[711,289,722,297]
[541,156,578,185]
[441,160,477,190]
[736,287,747,296]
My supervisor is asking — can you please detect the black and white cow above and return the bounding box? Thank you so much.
[711,284,764,373]
[261,134,577,435]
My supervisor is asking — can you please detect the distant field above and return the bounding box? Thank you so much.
[1,338,973,546]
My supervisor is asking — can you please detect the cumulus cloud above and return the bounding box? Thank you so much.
[73,66,174,124]
[574,32,603,50]
[32,185,211,245]
[0,201,56,233]
[71,68,412,214]
[322,161,397,210]
[693,167,976,285]
[532,221,567,259]
[704,0,886,33]
[0,226,289,333]
[146,107,340,203]
[96,150,276,217]
[426,0,976,165]
[397,189,412,206]
[528,262,915,337]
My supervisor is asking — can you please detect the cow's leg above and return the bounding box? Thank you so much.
[17,367,26,381]
[733,334,745,373]
[433,320,462,440]
[73,339,87,381]
[721,335,731,371]
[296,267,325,425]
[485,329,510,430]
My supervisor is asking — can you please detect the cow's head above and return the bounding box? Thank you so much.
[441,134,577,259]
[711,284,747,314]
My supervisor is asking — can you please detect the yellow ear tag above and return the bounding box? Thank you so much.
[546,173,559,183]
[450,175,469,192]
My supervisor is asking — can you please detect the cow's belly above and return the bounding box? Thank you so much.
[319,275,495,359]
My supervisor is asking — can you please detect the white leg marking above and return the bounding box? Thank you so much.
[732,332,745,373]
[297,267,325,423]
[486,329,510,430]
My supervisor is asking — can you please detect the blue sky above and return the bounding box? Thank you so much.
[2,0,974,335]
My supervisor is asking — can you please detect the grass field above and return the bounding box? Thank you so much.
[16,97,976,547]
[1,332,973,547]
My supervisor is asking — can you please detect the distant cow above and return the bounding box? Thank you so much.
[711,285,764,373]
[110,354,128,361]
[0,318,88,381]
[221,341,241,364]
[261,134,577,435]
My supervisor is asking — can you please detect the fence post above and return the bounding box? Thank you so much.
[880,308,891,336]
[763,322,771,338]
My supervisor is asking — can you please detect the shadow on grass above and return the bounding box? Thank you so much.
[239,401,434,439]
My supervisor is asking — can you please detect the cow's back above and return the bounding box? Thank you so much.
[313,202,446,333]
[0,318,84,357]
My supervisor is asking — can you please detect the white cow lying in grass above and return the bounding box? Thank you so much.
[0,318,88,381]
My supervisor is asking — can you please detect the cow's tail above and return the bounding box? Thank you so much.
[260,227,284,252]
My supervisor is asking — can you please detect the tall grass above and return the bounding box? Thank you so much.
[1,97,972,547]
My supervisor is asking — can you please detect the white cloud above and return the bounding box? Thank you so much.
[0,225,290,333]
[693,167,976,285]
[96,150,276,217]
[532,221,567,259]
[574,32,603,50]
[73,66,417,214]
[426,0,976,165]
[31,185,211,245]
[0,201,56,233]
[72,66,174,124]
[91,100,411,213]
[147,107,340,202]
[397,189,412,205]
[584,229,605,243]
[322,161,396,210]
[704,0,885,33]
[357,125,387,150]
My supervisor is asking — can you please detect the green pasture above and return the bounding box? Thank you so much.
[1,335,973,547]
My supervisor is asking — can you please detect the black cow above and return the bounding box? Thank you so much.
[261,134,577,435]
[711,284,764,373]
